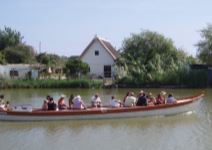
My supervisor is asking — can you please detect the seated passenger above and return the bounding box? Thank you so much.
[110,96,121,108]
[4,101,10,111]
[124,92,136,107]
[147,92,156,106]
[91,93,101,107]
[123,91,130,104]
[42,100,48,111]
[0,94,5,108]
[73,95,87,110]
[0,94,5,103]
[166,94,176,104]
[46,95,51,102]
[0,101,5,111]
[155,93,165,105]
[48,97,57,111]
[58,95,67,110]
[136,91,147,106]
[68,94,75,109]
[0,95,9,111]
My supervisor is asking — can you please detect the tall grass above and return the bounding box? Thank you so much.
[116,69,211,88]
[0,79,103,89]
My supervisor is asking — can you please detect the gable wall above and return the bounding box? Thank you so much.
[81,40,115,77]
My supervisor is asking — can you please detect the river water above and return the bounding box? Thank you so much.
[0,88,211,150]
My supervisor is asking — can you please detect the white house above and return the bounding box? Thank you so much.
[80,36,119,78]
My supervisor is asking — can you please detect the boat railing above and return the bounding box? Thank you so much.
[11,104,33,112]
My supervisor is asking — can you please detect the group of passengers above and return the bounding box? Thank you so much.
[42,94,87,111]
[135,90,176,107]
[115,90,176,107]
[41,91,176,111]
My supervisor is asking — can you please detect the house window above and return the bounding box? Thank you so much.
[95,50,99,56]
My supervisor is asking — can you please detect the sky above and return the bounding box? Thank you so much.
[1,0,212,57]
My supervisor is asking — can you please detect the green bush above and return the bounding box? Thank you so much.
[116,68,210,88]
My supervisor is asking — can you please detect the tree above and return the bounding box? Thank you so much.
[36,53,50,65]
[115,30,191,85]
[0,52,6,64]
[4,44,36,64]
[0,26,38,64]
[196,24,212,65]
[65,58,89,79]
[36,53,66,67]
[0,26,23,51]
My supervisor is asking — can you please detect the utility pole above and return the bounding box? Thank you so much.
[39,41,41,54]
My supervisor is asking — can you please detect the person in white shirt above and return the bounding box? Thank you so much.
[91,93,102,107]
[73,95,87,109]
[124,92,137,107]
[110,96,121,108]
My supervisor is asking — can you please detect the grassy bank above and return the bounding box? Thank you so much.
[0,79,103,89]
[116,69,211,88]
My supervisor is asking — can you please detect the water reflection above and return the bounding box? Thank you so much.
[0,113,206,150]
[0,113,199,133]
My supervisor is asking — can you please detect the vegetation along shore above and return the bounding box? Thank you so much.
[0,25,212,88]
[0,79,103,89]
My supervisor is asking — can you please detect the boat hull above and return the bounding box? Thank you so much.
[0,94,203,121]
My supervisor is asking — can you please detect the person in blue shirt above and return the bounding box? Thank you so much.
[136,91,147,106]
[166,94,176,104]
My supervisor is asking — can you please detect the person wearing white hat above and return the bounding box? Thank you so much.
[72,95,87,109]
[147,92,156,106]
[156,93,165,105]
[124,92,137,107]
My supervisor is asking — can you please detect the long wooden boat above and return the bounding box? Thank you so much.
[0,94,204,121]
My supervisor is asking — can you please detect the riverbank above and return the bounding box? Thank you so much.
[0,79,103,89]
[0,79,210,89]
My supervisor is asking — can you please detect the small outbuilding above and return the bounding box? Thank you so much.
[0,64,40,79]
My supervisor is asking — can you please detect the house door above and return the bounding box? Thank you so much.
[104,65,111,78]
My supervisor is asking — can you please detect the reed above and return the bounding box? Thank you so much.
[116,69,211,88]
[0,79,103,89]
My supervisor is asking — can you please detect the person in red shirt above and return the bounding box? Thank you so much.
[58,95,67,110]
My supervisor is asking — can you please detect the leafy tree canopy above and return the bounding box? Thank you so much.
[0,26,23,51]
[0,26,38,64]
[4,44,36,64]
[115,30,193,85]
[36,52,66,67]
[196,24,212,65]
[65,57,89,78]
[0,52,6,64]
